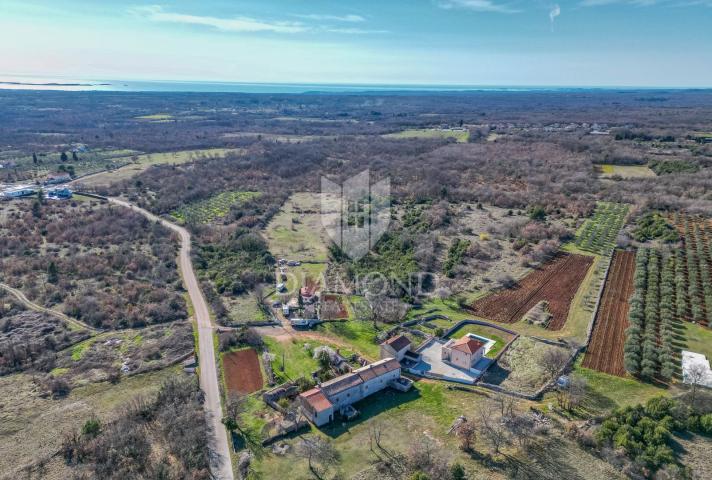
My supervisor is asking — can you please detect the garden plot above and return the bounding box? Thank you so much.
[482,337,571,395]
[223,348,264,394]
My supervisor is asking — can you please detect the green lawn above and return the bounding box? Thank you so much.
[565,359,670,413]
[251,381,483,479]
[681,322,712,361]
[448,323,512,359]
[262,337,320,382]
[314,320,381,360]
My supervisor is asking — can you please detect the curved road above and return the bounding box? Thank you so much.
[0,282,99,333]
[108,198,234,480]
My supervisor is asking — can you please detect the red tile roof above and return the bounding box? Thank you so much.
[300,388,333,412]
[451,336,485,355]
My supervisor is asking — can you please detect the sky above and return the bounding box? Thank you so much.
[1,0,711,87]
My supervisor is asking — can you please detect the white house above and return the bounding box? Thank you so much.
[2,185,37,199]
[380,334,412,361]
[441,335,487,370]
[299,357,401,426]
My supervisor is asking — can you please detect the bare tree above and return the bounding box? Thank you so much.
[478,407,510,455]
[541,347,570,380]
[556,375,588,411]
[320,300,342,321]
[686,363,707,408]
[456,421,477,452]
[295,435,340,478]
[369,296,409,326]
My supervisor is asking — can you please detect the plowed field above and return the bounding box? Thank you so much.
[583,250,635,376]
[471,253,594,331]
[223,348,263,395]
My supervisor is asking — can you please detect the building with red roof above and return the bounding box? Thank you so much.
[441,334,488,370]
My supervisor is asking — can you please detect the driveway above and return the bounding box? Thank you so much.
[409,339,488,384]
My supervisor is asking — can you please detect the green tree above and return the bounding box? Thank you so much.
[81,418,101,438]
[47,261,59,284]
[450,462,467,480]
[60,151,68,162]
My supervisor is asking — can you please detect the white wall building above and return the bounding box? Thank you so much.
[299,357,401,426]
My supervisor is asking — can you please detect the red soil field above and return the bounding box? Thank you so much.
[582,250,635,376]
[321,294,348,319]
[223,348,263,395]
[471,253,594,331]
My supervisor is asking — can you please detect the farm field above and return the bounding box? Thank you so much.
[583,250,635,376]
[171,190,260,224]
[383,127,469,142]
[471,253,594,331]
[222,348,263,395]
[76,148,240,188]
[597,164,656,178]
[669,213,712,326]
[575,202,630,255]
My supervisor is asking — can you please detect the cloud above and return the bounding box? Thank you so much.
[295,14,366,23]
[438,1,522,13]
[549,4,560,31]
[131,5,307,33]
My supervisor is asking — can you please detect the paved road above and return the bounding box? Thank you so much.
[0,281,99,333]
[108,198,234,480]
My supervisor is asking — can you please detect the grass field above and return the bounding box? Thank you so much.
[383,128,470,143]
[262,337,321,382]
[264,192,330,298]
[252,379,623,480]
[598,164,656,178]
[77,148,240,187]
[0,367,181,480]
[134,113,174,121]
[314,320,380,360]
[681,322,712,361]
[562,358,671,412]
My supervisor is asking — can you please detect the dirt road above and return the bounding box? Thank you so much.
[108,198,234,480]
[0,281,99,333]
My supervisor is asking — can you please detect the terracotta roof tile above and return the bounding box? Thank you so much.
[300,388,333,412]
[451,337,485,355]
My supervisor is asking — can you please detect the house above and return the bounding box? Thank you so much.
[299,357,402,426]
[2,185,37,199]
[441,334,487,370]
[282,304,290,316]
[46,187,72,199]
[44,172,72,185]
[300,282,318,302]
[380,335,412,361]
